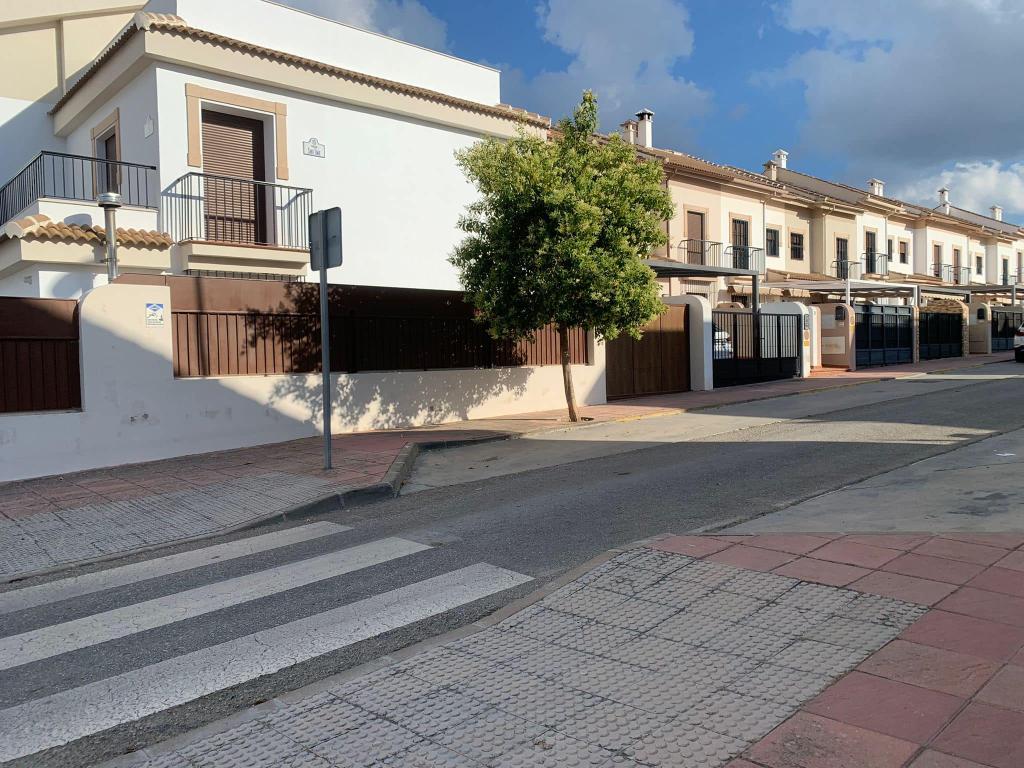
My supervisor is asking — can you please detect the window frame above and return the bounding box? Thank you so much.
[766,228,780,258]
[790,232,805,261]
[899,240,909,264]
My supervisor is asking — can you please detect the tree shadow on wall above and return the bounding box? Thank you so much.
[244,281,534,432]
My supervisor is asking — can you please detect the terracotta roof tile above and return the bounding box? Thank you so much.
[3,214,170,248]
[51,13,550,129]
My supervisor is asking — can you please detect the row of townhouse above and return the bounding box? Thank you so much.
[0,0,1019,480]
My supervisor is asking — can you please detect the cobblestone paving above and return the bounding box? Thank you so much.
[129,546,925,768]
[0,473,342,579]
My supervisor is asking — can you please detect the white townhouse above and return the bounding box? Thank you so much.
[0,0,549,298]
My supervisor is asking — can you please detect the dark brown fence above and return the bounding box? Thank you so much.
[117,275,589,378]
[0,297,81,413]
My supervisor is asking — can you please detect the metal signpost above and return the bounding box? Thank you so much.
[309,207,343,469]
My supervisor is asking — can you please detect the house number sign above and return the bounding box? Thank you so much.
[303,138,326,158]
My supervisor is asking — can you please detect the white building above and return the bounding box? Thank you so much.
[0,0,548,298]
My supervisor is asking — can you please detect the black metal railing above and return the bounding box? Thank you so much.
[934,263,954,282]
[952,266,971,285]
[163,172,313,249]
[1000,271,1019,286]
[676,240,764,273]
[833,260,862,279]
[0,151,158,224]
[862,251,888,276]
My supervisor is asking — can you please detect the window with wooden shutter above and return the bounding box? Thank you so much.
[201,110,268,244]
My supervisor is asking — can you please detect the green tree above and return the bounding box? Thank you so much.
[451,91,674,421]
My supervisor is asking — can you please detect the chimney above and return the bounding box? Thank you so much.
[771,149,788,169]
[635,109,654,148]
[620,119,637,145]
[868,178,885,196]
[763,161,778,181]
[938,186,950,214]
[991,204,1003,221]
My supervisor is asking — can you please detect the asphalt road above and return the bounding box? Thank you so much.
[4,369,1024,767]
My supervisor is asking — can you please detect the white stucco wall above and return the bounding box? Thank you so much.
[153,66,484,290]
[0,98,64,184]
[142,0,500,105]
[0,283,606,481]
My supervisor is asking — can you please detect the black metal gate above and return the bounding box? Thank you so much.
[854,305,912,367]
[919,310,963,360]
[992,309,1023,352]
[712,310,801,387]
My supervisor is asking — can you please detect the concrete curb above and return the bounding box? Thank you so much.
[4,355,1012,587]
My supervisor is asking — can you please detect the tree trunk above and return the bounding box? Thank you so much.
[558,324,579,422]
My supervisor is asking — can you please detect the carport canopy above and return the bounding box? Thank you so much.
[643,258,758,279]
[760,277,922,301]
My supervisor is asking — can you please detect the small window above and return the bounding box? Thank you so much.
[976,255,984,275]
[899,241,908,264]
[766,228,780,257]
[977,307,986,321]
[790,233,804,261]
[887,238,894,258]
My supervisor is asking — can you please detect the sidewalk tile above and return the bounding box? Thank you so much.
[976,664,1024,712]
[939,533,1024,550]
[994,549,1024,572]
[803,671,963,744]
[856,640,998,698]
[748,712,918,768]
[968,567,1024,599]
[810,539,902,569]
[844,534,933,551]
[850,570,958,606]
[932,702,1024,768]
[772,557,870,587]
[882,553,985,585]
[909,751,994,768]
[900,610,1024,662]
[914,538,1006,567]
[724,761,762,768]
[708,545,796,572]
[937,587,1024,628]
[743,534,834,555]
[652,535,732,558]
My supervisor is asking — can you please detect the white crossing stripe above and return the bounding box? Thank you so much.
[0,537,430,671]
[0,563,531,763]
[0,522,352,616]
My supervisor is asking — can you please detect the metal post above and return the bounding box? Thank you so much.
[845,275,852,307]
[319,251,332,470]
[752,272,761,360]
[1013,284,1018,307]
[97,191,122,282]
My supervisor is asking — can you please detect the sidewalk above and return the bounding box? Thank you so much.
[115,531,1024,768]
[0,353,1011,582]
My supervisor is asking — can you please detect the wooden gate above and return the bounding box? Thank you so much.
[605,305,690,399]
[0,297,81,413]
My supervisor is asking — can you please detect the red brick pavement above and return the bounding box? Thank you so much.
[654,532,1024,768]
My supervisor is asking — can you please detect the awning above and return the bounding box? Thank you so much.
[643,258,757,279]
[760,278,922,298]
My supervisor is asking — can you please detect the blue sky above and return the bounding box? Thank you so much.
[290,0,1024,221]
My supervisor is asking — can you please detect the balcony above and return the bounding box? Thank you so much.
[676,239,765,273]
[0,151,158,224]
[952,266,971,285]
[832,259,862,280]
[862,251,888,277]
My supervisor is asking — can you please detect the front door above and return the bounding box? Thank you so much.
[201,110,267,245]
[686,211,705,263]
[732,219,749,269]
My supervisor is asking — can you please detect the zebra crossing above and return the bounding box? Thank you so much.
[0,521,533,765]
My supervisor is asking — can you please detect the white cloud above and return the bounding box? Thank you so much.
[280,0,449,51]
[500,0,712,148]
[762,0,1024,217]
[893,161,1024,220]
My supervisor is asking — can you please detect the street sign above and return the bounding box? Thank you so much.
[308,208,343,470]
[309,207,342,271]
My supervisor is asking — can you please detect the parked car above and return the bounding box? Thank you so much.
[1016,322,1024,363]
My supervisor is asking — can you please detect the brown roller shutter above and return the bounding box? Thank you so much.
[201,110,267,244]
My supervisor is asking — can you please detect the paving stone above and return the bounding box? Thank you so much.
[679,690,792,741]
[560,658,651,698]
[343,674,439,717]
[493,730,614,768]
[186,723,309,768]
[804,616,901,651]
[544,587,630,620]
[749,711,918,768]
[136,752,197,768]
[376,740,485,767]
[650,613,737,645]
[554,699,670,751]
[773,582,859,614]
[772,639,871,676]
[595,597,680,632]
[448,629,546,664]
[552,622,641,656]
[587,566,667,596]
[633,577,712,608]
[389,689,491,737]
[836,593,929,627]
[627,721,746,767]
[729,662,834,706]
[670,559,741,588]
[697,623,794,661]
[506,643,598,681]
[741,603,831,638]
[263,695,371,746]
[606,668,722,714]
[502,606,590,641]
[433,709,547,763]
[685,591,768,622]
[605,635,691,670]
[617,548,693,575]
[311,720,422,767]
[400,649,499,685]
[719,569,798,601]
